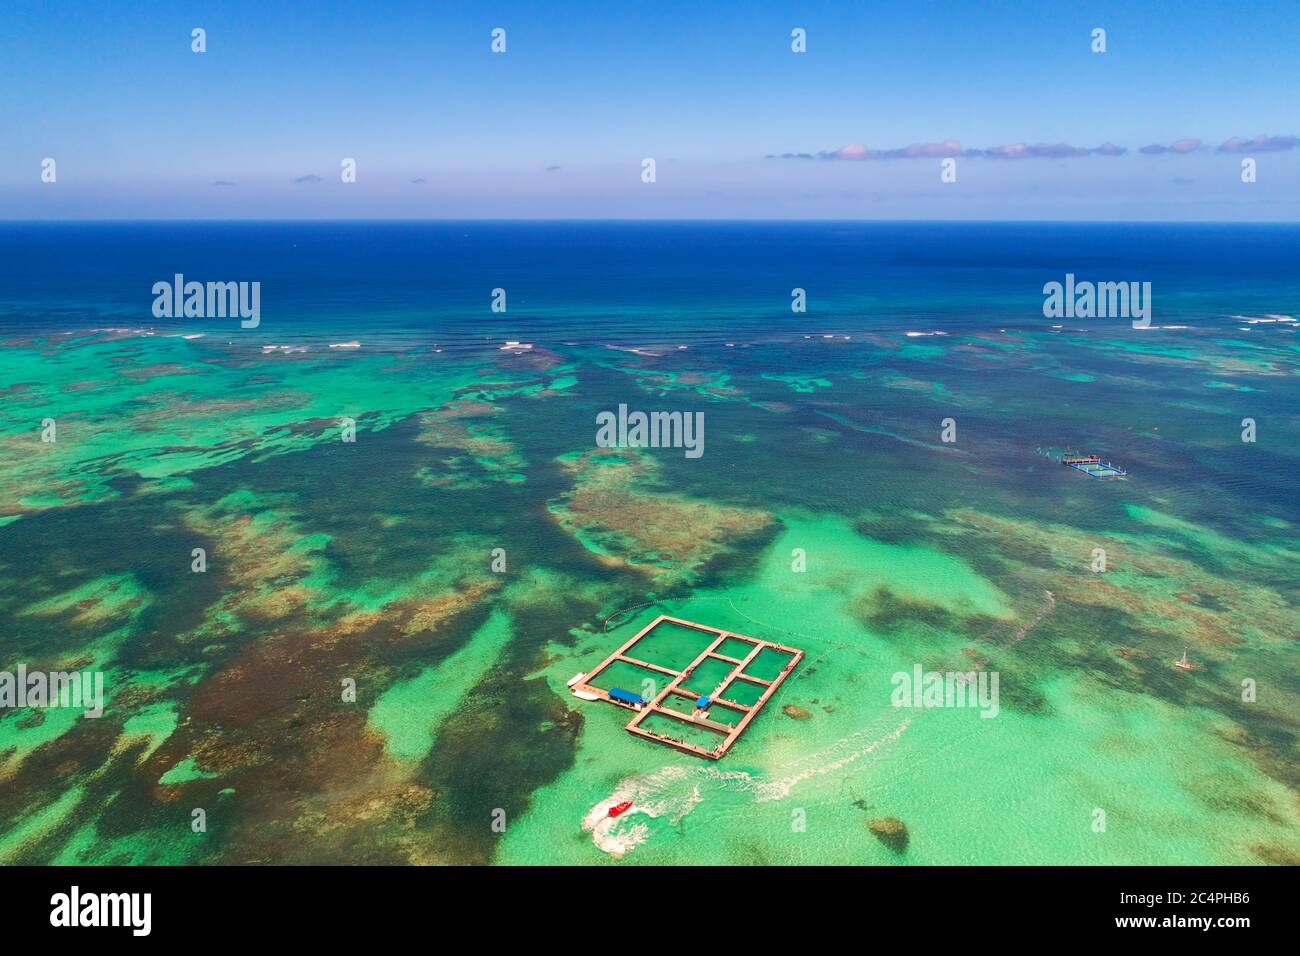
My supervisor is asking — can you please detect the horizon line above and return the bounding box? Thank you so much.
[3,217,1300,226]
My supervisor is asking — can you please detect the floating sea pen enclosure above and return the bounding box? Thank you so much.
[570,615,803,759]
[1060,453,1127,479]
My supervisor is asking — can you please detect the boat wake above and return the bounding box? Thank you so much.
[581,769,702,857]
[752,716,912,802]
[583,714,912,857]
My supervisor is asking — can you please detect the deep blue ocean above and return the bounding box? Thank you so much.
[2,221,1299,346]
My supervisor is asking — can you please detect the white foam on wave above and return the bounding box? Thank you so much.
[1232,314,1296,324]
[603,344,663,357]
[91,327,154,337]
[329,340,361,349]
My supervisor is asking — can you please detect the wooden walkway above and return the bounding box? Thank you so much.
[571,614,804,760]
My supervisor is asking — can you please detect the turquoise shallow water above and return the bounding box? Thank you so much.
[0,222,1297,865]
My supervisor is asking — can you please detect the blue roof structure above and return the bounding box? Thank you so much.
[608,687,646,706]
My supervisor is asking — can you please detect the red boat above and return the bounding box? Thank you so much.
[608,801,633,818]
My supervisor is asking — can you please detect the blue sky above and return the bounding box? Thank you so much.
[2,0,1298,219]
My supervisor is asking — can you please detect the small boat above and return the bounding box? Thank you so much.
[1174,649,1193,671]
[572,689,600,701]
[566,672,586,688]
[608,801,633,818]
